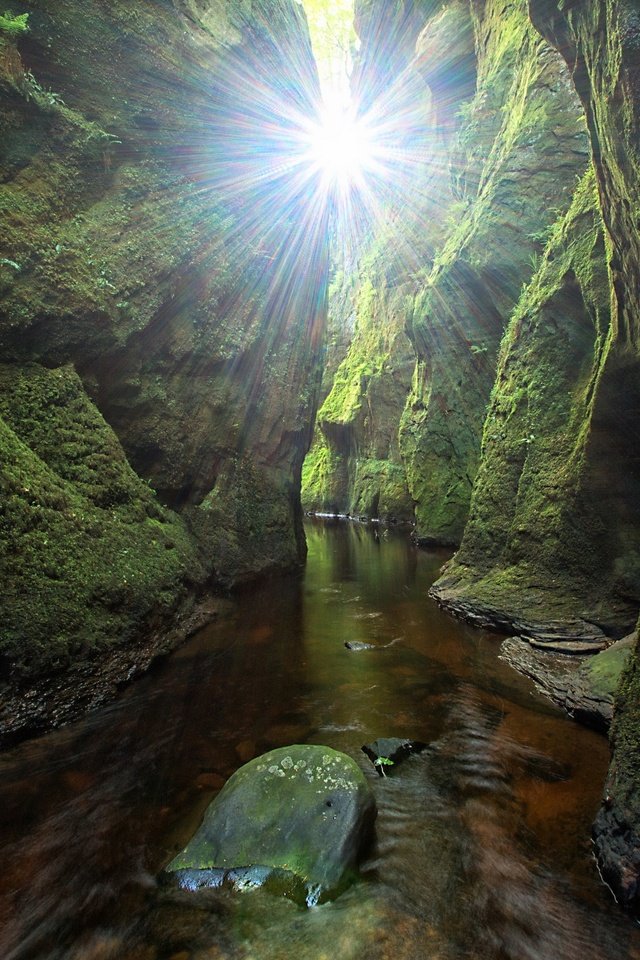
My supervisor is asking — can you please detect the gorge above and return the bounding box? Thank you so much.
[1,0,640,955]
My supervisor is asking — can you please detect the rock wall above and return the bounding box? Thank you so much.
[301,0,439,521]
[0,1,327,738]
[302,260,415,520]
[521,0,640,910]
[401,0,589,546]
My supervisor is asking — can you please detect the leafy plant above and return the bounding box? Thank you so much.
[0,10,29,37]
[374,756,394,777]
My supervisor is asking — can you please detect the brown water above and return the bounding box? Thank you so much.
[1,518,639,960]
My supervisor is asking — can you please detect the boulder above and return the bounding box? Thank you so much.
[165,745,376,905]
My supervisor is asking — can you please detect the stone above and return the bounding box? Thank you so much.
[499,634,635,732]
[362,738,428,776]
[528,638,608,654]
[565,635,636,730]
[165,745,376,904]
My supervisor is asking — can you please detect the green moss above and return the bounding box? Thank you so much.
[581,639,634,700]
[198,456,303,586]
[400,0,589,545]
[433,166,639,631]
[606,629,640,830]
[0,10,28,37]
[303,257,414,518]
[0,363,205,679]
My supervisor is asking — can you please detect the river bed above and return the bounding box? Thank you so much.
[1,519,639,959]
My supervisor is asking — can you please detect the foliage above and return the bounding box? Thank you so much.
[0,10,28,37]
[0,364,205,679]
[374,756,394,777]
[300,0,356,101]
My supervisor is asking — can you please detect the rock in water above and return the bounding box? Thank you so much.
[165,745,376,904]
[362,738,428,775]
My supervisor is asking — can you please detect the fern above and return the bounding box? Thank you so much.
[0,10,29,37]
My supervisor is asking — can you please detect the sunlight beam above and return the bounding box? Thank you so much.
[304,106,375,189]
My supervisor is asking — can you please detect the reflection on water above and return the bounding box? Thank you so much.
[1,519,639,959]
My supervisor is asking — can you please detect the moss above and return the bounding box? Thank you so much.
[399,0,589,545]
[581,639,634,700]
[433,166,638,632]
[301,434,347,513]
[303,258,414,518]
[0,363,205,680]
[198,456,303,587]
[607,634,640,821]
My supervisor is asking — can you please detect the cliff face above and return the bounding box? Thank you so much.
[0,1,327,737]
[401,0,589,546]
[521,0,640,909]
[301,259,415,520]
[301,0,439,522]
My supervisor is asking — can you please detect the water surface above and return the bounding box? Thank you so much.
[1,519,639,960]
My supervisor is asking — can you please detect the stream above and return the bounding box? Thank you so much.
[1,519,639,960]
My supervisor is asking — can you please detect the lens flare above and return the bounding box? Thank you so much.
[304,107,375,187]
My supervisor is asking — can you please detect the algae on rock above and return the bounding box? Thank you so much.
[431,169,637,636]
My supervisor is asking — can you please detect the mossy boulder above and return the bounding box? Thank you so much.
[166,745,376,904]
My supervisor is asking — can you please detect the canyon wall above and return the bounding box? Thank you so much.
[524,0,640,909]
[305,0,640,907]
[0,0,327,738]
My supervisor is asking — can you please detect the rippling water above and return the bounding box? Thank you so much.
[1,519,639,960]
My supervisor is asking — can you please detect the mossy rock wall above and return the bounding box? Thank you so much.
[521,0,640,911]
[302,271,415,520]
[431,169,639,633]
[399,0,589,545]
[0,1,327,717]
[0,363,205,682]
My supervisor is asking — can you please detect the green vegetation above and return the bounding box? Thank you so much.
[374,756,394,776]
[300,0,356,101]
[0,0,326,700]
[400,0,588,545]
[433,165,637,631]
[0,364,205,679]
[0,10,28,38]
[302,265,414,519]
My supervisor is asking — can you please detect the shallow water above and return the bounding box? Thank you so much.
[1,519,639,960]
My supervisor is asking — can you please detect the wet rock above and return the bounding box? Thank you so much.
[528,639,607,653]
[564,635,635,730]
[593,803,640,912]
[362,738,428,776]
[165,745,376,905]
[500,634,634,731]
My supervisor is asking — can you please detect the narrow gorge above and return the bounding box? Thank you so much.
[1,1,640,957]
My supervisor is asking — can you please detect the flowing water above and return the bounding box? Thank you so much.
[1,519,639,960]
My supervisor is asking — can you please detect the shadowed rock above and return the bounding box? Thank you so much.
[362,738,428,776]
[165,745,376,905]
